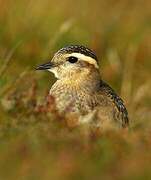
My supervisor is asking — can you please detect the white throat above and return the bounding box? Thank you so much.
[48,68,59,79]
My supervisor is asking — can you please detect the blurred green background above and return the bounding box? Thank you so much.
[0,0,151,179]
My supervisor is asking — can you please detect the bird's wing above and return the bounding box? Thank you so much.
[99,80,129,128]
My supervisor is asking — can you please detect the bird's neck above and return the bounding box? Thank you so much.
[55,68,101,93]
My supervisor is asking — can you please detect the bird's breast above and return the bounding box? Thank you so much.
[49,81,99,115]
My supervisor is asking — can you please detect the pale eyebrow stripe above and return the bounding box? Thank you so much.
[67,52,99,69]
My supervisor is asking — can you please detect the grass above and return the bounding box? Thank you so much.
[0,0,151,179]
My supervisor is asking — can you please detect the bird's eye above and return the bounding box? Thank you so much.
[67,56,78,63]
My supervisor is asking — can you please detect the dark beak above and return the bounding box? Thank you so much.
[35,62,54,70]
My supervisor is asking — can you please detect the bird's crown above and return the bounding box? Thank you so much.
[57,45,98,62]
[52,45,99,69]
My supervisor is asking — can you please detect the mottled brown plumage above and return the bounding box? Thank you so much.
[36,45,129,128]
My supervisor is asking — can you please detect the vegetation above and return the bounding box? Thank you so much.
[0,0,151,179]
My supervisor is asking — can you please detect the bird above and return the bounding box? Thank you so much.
[36,45,129,129]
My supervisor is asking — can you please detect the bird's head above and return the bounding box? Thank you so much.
[36,45,99,79]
